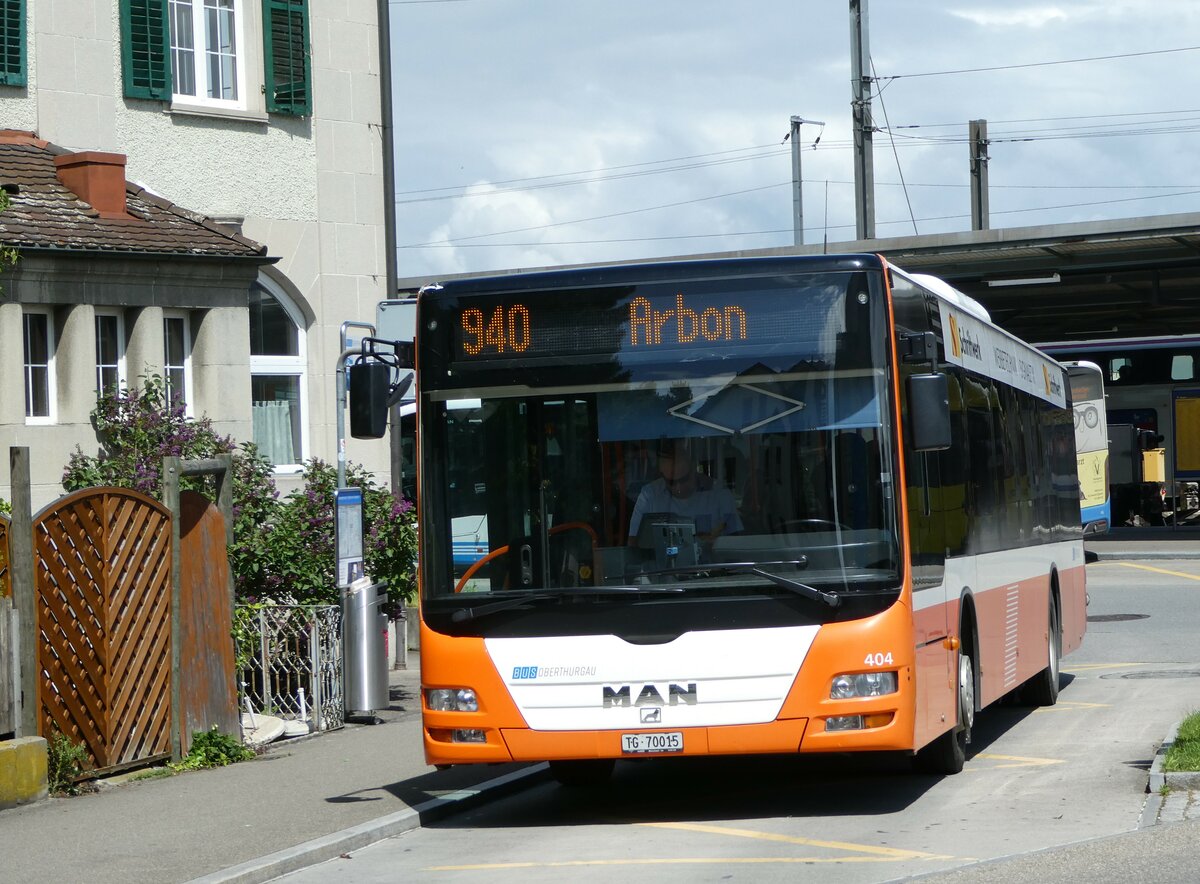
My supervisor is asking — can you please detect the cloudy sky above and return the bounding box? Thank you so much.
[389,1,1200,278]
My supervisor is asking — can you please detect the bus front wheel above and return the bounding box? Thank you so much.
[914,640,975,776]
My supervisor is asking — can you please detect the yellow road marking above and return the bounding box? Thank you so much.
[971,752,1064,769]
[641,821,952,860]
[421,822,958,871]
[1065,662,1146,672]
[1034,700,1111,712]
[425,857,940,870]
[1108,562,1200,581]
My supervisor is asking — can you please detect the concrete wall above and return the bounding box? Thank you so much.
[0,0,391,505]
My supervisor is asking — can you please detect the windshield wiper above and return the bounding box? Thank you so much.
[643,559,841,609]
[450,586,678,623]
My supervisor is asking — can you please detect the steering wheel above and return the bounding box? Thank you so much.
[454,521,600,593]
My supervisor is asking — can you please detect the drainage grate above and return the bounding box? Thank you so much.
[1086,613,1149,622]
[1101,671,1200,680]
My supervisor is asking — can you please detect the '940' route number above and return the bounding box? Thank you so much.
[864,652,894,667]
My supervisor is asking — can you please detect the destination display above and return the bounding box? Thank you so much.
[451,283,847,364]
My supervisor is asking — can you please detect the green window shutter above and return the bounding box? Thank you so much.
[0,0,26,87]
[120,0,171,100]
[263,0,311,116]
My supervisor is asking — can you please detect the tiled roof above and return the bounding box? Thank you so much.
[0,131,267,258]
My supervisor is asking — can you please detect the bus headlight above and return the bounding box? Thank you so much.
[830,671,898,699]
[427,688,479,712]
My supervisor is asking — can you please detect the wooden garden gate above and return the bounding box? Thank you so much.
[34,488,174,772]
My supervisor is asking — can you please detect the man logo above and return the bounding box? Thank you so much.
[641,708,662,724]
[602,683,698,708]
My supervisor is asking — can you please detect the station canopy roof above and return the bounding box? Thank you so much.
[396,212,1200,350]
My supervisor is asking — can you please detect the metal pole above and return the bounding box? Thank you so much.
[790,116,825,247]
[336,321,375,489]
[969,119,990,231]
[259,608,270,715]
[849,0,876,241]
[310,614,323,732]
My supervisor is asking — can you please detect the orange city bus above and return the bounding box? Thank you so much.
[408,254,1086,783]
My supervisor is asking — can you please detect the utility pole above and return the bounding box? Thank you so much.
[969,119,990,231]
[789,116,825,247]
[849,0,875,240]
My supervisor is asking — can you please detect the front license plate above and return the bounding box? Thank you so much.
[621,732,684,754]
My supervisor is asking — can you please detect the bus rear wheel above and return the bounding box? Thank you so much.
[549,758,616,787]
[914,645,974,776]
[1021,594,1061,707]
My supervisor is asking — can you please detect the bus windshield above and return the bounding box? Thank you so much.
[418,267,902,625]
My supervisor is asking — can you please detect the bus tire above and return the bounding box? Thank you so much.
[914,627,975,776]
[549,758,616,787]
[1021,592,1061,707]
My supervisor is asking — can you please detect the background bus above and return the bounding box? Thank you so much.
[1041,336,1196,526]
[1064,361,1110,535]
[402,255,1085,783]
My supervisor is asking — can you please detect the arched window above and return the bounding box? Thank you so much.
[249,276,307,469]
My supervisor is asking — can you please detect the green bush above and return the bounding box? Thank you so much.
[0,497,10,515]
[172,726,255,771]
[47,732,90,795]
[60,376,417,608]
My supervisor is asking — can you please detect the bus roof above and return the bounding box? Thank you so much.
[416,254,888,298]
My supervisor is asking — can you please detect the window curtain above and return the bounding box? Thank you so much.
[253,400,296,465]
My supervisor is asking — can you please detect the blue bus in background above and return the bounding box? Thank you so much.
[1065,361,1110,534]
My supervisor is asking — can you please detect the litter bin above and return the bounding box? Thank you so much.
[342,581,389,717]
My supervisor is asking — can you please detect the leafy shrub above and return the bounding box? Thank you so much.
[0,497,10,515]
[172,727,255,771]
[47,732,90,795]
[60,375,417,608]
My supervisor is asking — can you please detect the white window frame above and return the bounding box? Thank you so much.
[169,0,248,111]
[23,308,56,425]
[250,278,308,473]
[163,310,194,416]
[95,310,127,397]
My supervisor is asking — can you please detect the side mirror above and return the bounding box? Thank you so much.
[907,372,951,452]
[349,361,391,439]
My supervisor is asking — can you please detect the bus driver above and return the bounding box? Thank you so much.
[627,440,743,551]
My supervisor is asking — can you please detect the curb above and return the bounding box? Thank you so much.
[1088,550,1200,561]
[185,763,550,884]
[1140,721,1200,827]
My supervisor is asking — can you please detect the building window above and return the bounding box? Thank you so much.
[96,312,126,396]
[23,309,54,422]
[163,312,192,413]
[169,0,244,106]
[250,280,306,468]
[0,0,27,87]
[120,0,311,116]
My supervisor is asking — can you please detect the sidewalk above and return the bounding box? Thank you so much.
[1086,525,1200,560]
[1,660,546,884]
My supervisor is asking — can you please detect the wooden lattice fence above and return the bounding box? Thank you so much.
[34,488,173,772]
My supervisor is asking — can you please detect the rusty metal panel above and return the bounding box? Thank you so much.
[33,488,172,772]
[0,515,11,734]
[0,513,9,599]
[178,491,238,754]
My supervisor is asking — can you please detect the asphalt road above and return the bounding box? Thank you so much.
[275,559,1200,883]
